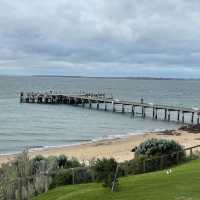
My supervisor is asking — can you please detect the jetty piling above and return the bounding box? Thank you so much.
[20,91,200,124]
[168,111,170,121]
[97,101,100,110]
[104,101,107,111]
[164,109,167,120]
[132,105,135,116]
[155,108,158,119]
[177,110,180,121]
[197,114,200,124]
[191,112,194,124]
[122,104,125,113]
[112,102,116,112]
[182,112,185,123]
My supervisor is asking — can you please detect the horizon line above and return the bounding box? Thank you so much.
[0,74,200,80]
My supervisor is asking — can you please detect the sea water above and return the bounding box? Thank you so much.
[0,76,200,154]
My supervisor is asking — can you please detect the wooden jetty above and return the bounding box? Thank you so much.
[20,92,200,124]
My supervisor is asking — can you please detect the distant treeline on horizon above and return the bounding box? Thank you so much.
[31,75,200,80]
[0,74,199,80]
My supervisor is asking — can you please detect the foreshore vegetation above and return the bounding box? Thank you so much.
[0,138,198,200]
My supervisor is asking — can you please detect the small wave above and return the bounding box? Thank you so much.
[27,145,44,149]
[60,139,92,142]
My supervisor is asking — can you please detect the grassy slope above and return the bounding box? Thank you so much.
[33,159,200,200]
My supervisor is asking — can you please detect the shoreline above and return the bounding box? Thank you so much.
[1,129,200,165]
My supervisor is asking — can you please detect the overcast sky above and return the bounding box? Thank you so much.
[0,0,200,77]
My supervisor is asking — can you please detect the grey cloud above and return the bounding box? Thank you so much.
[0,0,200,76]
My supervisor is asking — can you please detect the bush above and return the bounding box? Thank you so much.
[120,158,145,175]
[57,155,81,169]
[50,169,73,188]
[93,158,118,189]
[50,167,92,188]
[135,138,184,158]
[73,168,93,184]
[134,139,185,171]
[32,155,47,174]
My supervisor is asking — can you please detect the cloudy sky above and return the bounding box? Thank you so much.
[0,0,200,77]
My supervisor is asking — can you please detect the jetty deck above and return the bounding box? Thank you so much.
[20,92,200,124]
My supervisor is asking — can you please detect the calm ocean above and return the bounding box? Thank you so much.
[0,76,200,154]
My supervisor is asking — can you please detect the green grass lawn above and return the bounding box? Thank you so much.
[33,159,200,200]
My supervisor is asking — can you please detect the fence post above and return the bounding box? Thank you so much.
[72,168,75,185]
[143,159,146,173]
[176,152,180,164]
[18,177,22,200]
[111,165,119,192]
[160,156,164,170]
[190,148,193,159]
[45,174,48,192]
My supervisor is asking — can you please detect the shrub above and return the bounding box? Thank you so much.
[57,155,81,169]
[65,157,82,168]
[32,155,48,174]
[134,138,185,171]
[93,158,118,189]
[50,167,92,188]
[135,138,184,158]
[46,156,59,171]
[50,169,73,188]
[120,158,145,175]
[57,155,68,168]
[73,168,93,184]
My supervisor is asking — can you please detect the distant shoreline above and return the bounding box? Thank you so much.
[31,75,200,81]
[0,74,200,80]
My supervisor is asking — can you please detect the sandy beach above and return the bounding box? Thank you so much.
[1,129,200,165]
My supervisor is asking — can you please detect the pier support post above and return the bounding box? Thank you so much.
[37,96,41,103]
[177,110,180,121]
[168,111,170,121]
[50,96,54,104]
[142,106,145,118]
[104,101,107,111]
[97,101,99,110]
[182,112,185,123]
[112,102,115,112]
[153,107,155,118]
[26,96,30,103]
[164,109,167,120]
[20,92,23,103]
[197,114,200,124]
[132,105,135,116]
[54,96,58,104]
[191,112,194,124]
[74,98,78,106]
[82,99,85,107]
[155,108,158,119]
[89,100,92,108]
[122,104,125,113]
[44,97,48,104]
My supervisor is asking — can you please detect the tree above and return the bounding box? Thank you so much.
[93,158,118,190]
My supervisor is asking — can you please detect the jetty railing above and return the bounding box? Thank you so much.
[1,144,200,200]
[20,91,200,124]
